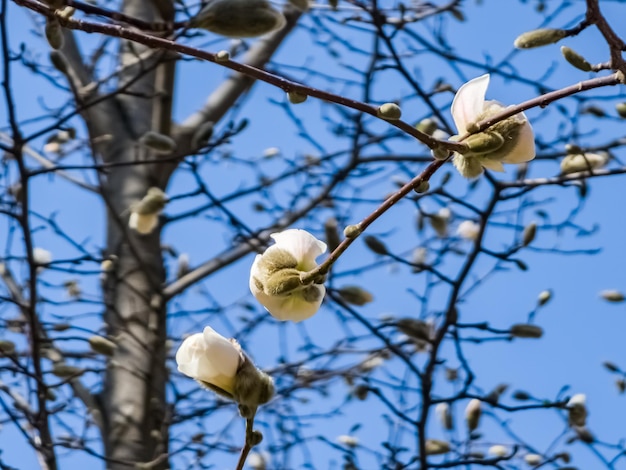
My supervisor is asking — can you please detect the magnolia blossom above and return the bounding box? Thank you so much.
[465,398,482,431]
[560,151,608,175]
[33,247,53,266]
[488,445,508,457]
[451,74,535,178]
[176,326,242,397]
[436,402,453,430]
[456,220,481,240]
[567,393,587,427]
[250,229,327,322]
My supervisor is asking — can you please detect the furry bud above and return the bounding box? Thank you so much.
[561,46,592,72]
[0,340,16,355]
[88,336,117,356]
[288,91,308,104]
[414,180,430,193]
[324,217,341,252]
[465,399,482,431]
[424,439,451,455]
[463,131,505,154]
[343,224,361,238]
[514,28,567,49]
[510,324,543,338]
[600,290,625,303]
[377,103,402,120]
[336,286,374,306]
[52,363,85,378]
[363,235,388,255]
[215,50,230,62]
[616,102,626,119]
[191,0,286,38]
[538,289,552,306]
[522,222,537,246]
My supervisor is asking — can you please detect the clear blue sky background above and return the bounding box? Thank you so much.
[1,0,626,468]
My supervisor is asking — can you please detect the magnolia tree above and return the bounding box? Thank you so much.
[1,0,626,468]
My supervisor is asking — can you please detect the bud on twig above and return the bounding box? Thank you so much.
[522,222,537,246]
[377,103,402,120]
[465,399,482,431]
[514,28,567,49]
[424,439,451,455]
[560,46,593,72]
[288,91,308,104]
[600,290,625,303]
[510,324,543,339]
[364,235,388,255]
[337,286,374,306]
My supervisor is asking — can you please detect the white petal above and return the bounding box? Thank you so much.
[451,74,490,134]
[480,159,505,172]
[501,118,536,164]
[253,285,325,322]
[270,229,327,269]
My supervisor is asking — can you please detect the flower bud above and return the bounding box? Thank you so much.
[465,399,482,431]
[560,152,608,175]
[52,363,85,378]
[377,103,402,120]
[139,131,177,153]
[324,217,341,252]
[560,46,593,72]
[52,323,71,332]
[396,318,431,342]
[0,340,16,355]
[510,324,543,339]
[522,221,537,246]
[215,50,230,62]
[488,445,509,457]
[452,154,484,178]
[512,390,531,401]
[424,439,450,455]
[435,403,453,430]
[415,118,438,135]
[603,361,620,372]
[337,435,359,447]
[431,146,450,161]
[463,131,505,154]
[191,0,286,38]
[414,180,430,194]
[514,28,567,49]
[63,280,81,298]
[49,51,68,73]
[537,289,552,306]
[88,336,117,356]
[456,220,480,241]
[337,286,374,306]
[616,378,626,394]
[45,18,64,50]
[249,430,264,446]
[600,290,625,303]
[524,454,542,466]
[263,269,303,296]
[129,187,168,234]
[363,235,388,255]
[567,393,587,427]
[343,224,361,238]
[288,91,308,104]
[33,248,53,268]
[616,102,626,119]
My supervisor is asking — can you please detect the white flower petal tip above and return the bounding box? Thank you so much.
[250,229,327,322]
[451,74,536,178]
[175,327,241,396]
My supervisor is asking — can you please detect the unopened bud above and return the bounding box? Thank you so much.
[415,118,437,135]
[363,235,388,255]
[435,403,453,430]
[45,18,64,50]
[396,318,431,342]
[512,390,531,401]
[337,286,374,306]
[343,224,361,239]
[602,361,620,372]
[616,378,626,394]
[431,146,449,161]
[250,430,264,446]
[215,50,230,62]
[561,46,592,72]
[567,393,587,427]
[424,439,450,455]
[537,289,552,306]
[465,399,482,431]
[414,180,430,194]
[464,132,505,154]
[232,358,275,407]
[324,217,341,252]
[88,336,117,356]
[377,103,402,120]
[52,323,71,332]
[514,28,567,49]
[0,340,16,355]
[139,131,177,153]
[192,0,286,38]
[287,91,308,104]
[264,269,303,296]
[524,454,542,466]
[52,363,85,378]
[600,290,625,303]
[353,384,369,400]
[522,221,537,246]
[488,445,509,457]
[616,102,626,119]
[510,324,543,338]
[560,152,608,174]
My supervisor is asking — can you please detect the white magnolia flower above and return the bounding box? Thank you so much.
[436,402,453,430]
[33,248,53,266]
[456,220,481,240]
[451,74,535,178]
[560,151,608,175]
[176,327,242,396]
[250,229,327,322]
